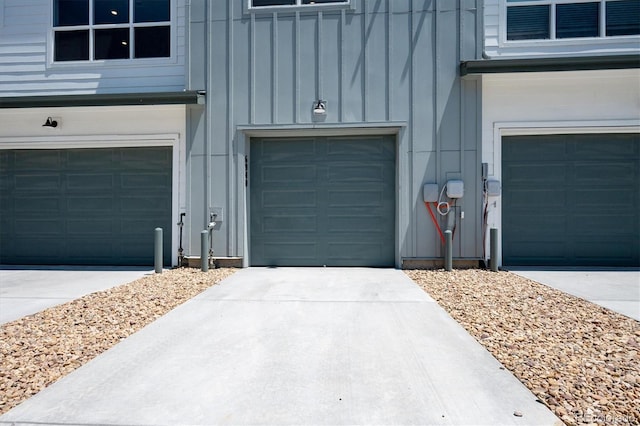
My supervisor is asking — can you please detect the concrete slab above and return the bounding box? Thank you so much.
[0,266,152,325]
[508,268,640,321]
[0,267,560,426]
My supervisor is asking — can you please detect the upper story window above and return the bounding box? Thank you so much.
[506,0,640,41]
[53,0,171,62]
[250,0,348,8]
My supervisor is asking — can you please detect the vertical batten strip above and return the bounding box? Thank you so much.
[205,0,212,232]
[362,0,367,122]
[317,11,323,101]
[250,12,256,124]
[294,10,300,123]
[458,0,465,256]
[386,0,391,121]
[432,0,441,257]
[272,12,277,123]
[227,0,236,255]
[339,9,345,122]
[409,0,416,257]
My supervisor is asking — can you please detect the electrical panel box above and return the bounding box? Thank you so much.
[486,180,501,197]
[423,183,439,203]
[446,180,464,198]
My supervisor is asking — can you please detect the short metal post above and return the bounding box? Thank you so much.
[154,228,163,274]
[201,230,209,272]
[444,230,453,272]
[490,228,498,272]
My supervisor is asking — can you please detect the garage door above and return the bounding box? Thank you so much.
[250,136,395,267]
[0,147,172,266]
[502,133,639,266]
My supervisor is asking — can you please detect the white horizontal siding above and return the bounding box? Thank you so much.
[0,0,186,96]
[483,0,640,58]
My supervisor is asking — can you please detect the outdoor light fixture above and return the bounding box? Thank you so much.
[313,100,326,115]
[42,117,58,128]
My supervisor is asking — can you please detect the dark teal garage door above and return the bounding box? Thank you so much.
[502,133,640,266]
[0,147,172,266]
[250,136,395,267]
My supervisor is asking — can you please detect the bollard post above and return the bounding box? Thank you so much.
[201,230,209,272]
[490,228,498,272]
[154,228,163,274]
[444,230,453,272]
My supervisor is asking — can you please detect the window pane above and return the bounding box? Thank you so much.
[607,0,640,36]
[95,0,129,24]
[54,30,89,61]
[506,5,550,40]
[134,26,170,58]
[252,0,296,6]
[95,28,130,59]
[54,0,89,27]
[556,2,599,38]
[134,0,170,22]
[301,0,346,4]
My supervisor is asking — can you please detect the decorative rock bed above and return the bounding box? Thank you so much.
[406,269,639,426]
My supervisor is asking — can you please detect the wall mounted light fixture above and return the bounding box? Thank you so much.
[313,100,326,115]
[42,117,59,128]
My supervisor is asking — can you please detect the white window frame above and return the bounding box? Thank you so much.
[501,0,640,44]
[247,0,351,12]
[49,0,176,67]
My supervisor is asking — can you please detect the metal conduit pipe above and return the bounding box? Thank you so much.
[201,230,209,272]
[444,230,453,272]
[154,228,163,274]
[490,228,499,272]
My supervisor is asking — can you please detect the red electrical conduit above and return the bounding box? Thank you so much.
[424,201,445,245]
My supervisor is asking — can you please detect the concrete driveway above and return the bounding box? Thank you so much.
[0,267,559,425]
[508,268,640,321]
[0,266,152,325]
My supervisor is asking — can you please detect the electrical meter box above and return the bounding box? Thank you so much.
[423,183,439,203]
[486,179,501,197]
[446,180,464,198]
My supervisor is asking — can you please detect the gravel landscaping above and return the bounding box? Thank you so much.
[406,269,639,426]
[0,267,235,416]
[2,267,638,425]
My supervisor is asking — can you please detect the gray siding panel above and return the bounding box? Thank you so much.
[188,0,483,263]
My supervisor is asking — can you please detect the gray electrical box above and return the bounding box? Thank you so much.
[423,183,439,202]
[486,180,501,197]
[446,180,464,198]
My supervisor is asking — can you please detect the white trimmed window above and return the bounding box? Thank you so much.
[506,0,640,41]
[53,0,171,62]
[250,0,348,8]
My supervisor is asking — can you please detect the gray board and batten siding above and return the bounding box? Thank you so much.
[502,134,640,267]
[187,0,483,266]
